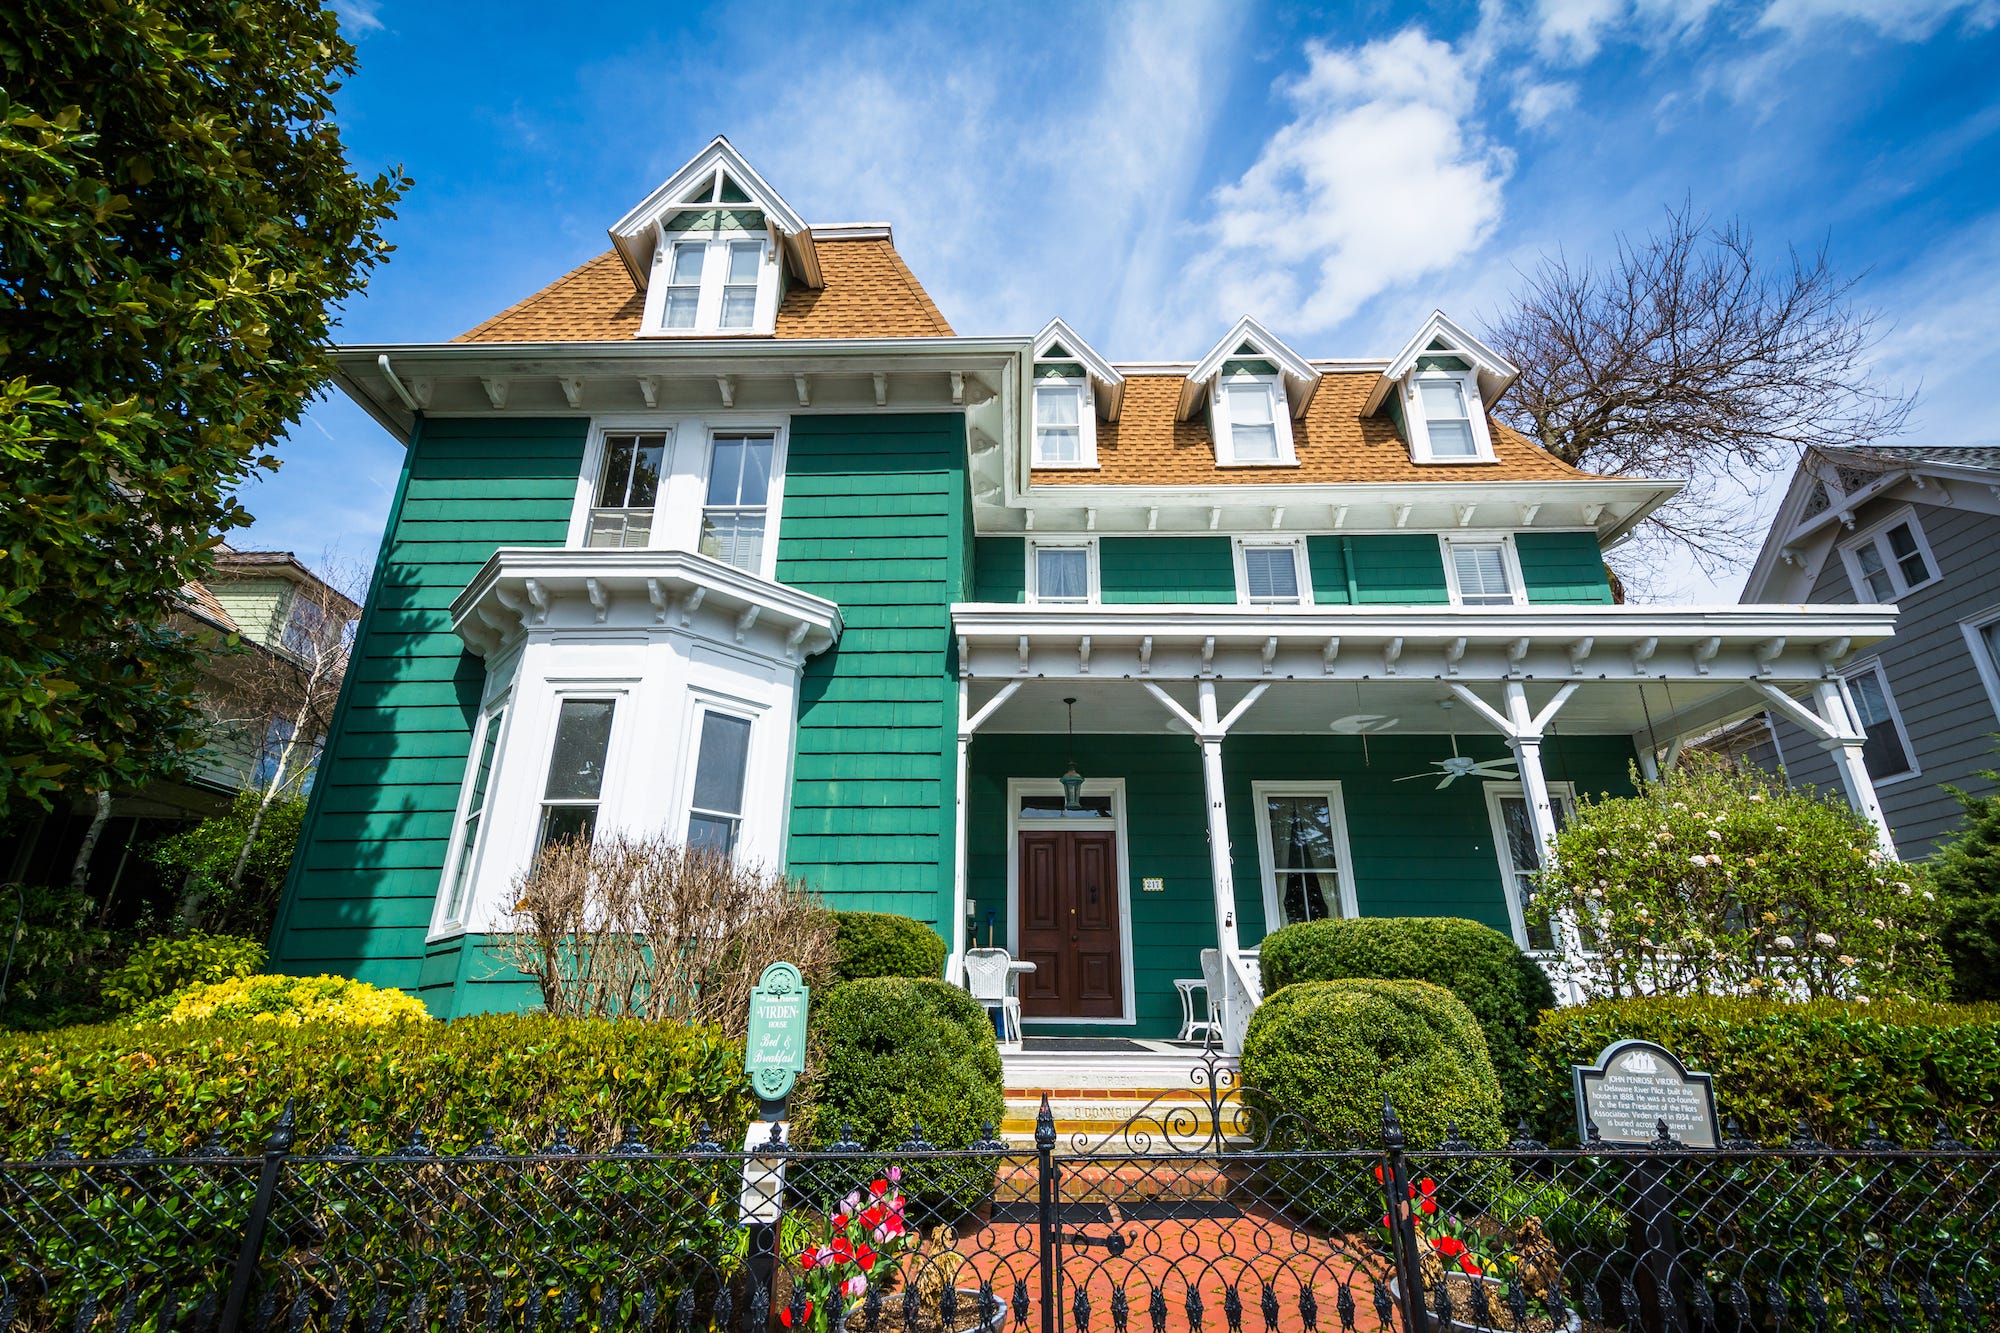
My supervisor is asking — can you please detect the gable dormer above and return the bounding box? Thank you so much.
[607,138,822,338]
[1178,318,1321,468]
[1031,319,1124,469]
[1364,312,1517,465]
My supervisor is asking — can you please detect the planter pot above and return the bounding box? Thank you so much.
[1389,1276,1584,1333]
[843,1289,1006,1333]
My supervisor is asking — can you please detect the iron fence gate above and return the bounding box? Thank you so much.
[1,1063,1997,1331]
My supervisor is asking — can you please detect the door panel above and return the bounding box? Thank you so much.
[1015,826,1123,1019]
[1068,830,1122,1017]
[1016,831,1067,1010]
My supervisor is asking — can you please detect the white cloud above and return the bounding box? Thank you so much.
[1193,29,1512,339]
[1513,79,1580,127]
[333,1,383,34]
[1758,0,1999,39]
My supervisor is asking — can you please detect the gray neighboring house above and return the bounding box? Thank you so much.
[1729,445,2000,858]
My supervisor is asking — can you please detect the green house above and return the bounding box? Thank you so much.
[273,138,1898,1048]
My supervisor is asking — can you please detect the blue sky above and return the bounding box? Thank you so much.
[248,0,2000,601]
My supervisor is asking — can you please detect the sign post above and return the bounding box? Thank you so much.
[741,962,810,1319]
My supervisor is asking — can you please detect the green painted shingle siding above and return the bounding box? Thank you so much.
[1099,537,1234,603]
[778,414,967,925]
[1516,531,1614,603]
[1348,534,1449,604]
[269,417,588,1009]
[973,537,1027,603]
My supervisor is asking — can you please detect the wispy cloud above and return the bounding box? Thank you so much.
[1757,0,1999,39]
[333,0,384,34]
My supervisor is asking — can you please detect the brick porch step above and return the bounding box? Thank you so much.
[996,1091,1251,1155]
[992,1154,1244,1204]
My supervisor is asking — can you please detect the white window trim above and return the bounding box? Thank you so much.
[1250,780,1359,937]
[1032,375,1098,469]
[1003,776,1137,1027]
[1840,658,1921,785]
[675,690,769,857]
[1405,369,1497,465]
[431,693,514,940]
[699,421,791,583]
[1960,604,2000,726]
[1482,780,1576,952]
[1027,537,1099,605]
[640,226,782,337]
[1837,505,1940,603]
[1210,372,1298,468]
[569,418,678,549]
[1440,532,1528,607]
[1231,536,1313,606]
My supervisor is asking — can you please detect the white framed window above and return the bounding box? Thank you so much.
[1210,373,1296,467]
[1405,371,1496,464]
[1960,606,2000,725]
[1028,539,1097,604]
[1033,378,1096,468]
[685,707,754,854]
[1233,537,1310,606]
[1839,508,1938,602]
[700,432,775,574]
[1251,781,1358,933]
[1484,782,1575,951]
[587,432,667,548]
[1841,660,1918,783]
[437,708,507,931]
[1441,535,1526,606]
[536,697,617,850]
[644,228,780,336]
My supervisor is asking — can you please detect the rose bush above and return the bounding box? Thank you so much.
[1530,756,1947,1002]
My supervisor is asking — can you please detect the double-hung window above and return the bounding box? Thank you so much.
[1030,541,1094,604]
[663,244,706,330]
[1034,381,1086,465]
[650,231,775,335]
[1444,538,1522,606]
[538,698,616,850]
[1252,782,1355,930]
[1487,784,1575,951]
[1237,540,1306,605]
[701,434,774,573]
[1960,607,2000,724]
[588,433,666,548]
[1215,375,1287,464]
[1841,511,1937,602]
[1842,662,1917,782]
[1407,372,1494,463]
[687,710,753,854]
[442,711,505,925]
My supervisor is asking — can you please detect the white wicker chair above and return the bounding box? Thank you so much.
[1198,948,1224,1041]
[964,948,1024,1046]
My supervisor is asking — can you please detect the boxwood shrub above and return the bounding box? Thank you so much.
[1258,916,1553,1118]
[1525,996,2000,1146]
[832,911,947,981]
[804,976,1003,1217]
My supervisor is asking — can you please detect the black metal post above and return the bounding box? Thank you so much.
[1379,1100,1432,1333]
[219,1101,295,1333]
[1633,1121,1687,1333]
[1036,1094,1059,1333]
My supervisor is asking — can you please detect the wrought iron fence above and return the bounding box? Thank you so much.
[0,1061,1995,1332]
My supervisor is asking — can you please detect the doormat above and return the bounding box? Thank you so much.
[1018,1037,1151,1053]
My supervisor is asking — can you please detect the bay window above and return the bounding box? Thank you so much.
[687,709,753,854]
[538,698,616,850]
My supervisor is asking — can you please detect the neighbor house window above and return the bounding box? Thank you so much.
[1407,372,1494,463]
[1841,512,1937,602]
[251,716,296,789]
[1252,782,1354,930]
[700,433,774,572]
[1843,662,1916,782]
[1444,538,1522,606]
[281,593,332,661]
[1487,784,1575,951]
[1030,541,1094,604]
[538,698,615,850]
[1034,381,1086,465]
[687,710,752,854]
[442,711,504,925]
[1237,540,1306,605]
[1961,608,2000,725]
[589,433,667,548]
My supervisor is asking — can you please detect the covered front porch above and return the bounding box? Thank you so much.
[947,603,1900,1051]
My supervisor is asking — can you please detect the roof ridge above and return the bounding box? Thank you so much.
[877,242,953,336]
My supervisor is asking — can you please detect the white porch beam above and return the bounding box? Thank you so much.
[1759,681,1897,859]
[1502,679,1587,999]
[951,680,1024,981]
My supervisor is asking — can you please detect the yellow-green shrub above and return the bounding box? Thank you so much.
[130,972,431,1027]
[98,932,268,1013]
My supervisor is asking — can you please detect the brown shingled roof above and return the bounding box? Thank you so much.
[455,238,952,343]
[1031,371,1585,486]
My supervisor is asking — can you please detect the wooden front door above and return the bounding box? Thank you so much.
[1016,827,1122,1018]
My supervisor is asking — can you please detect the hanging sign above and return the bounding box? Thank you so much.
[745,961,810,1107]
[1573,1039,1720,1148]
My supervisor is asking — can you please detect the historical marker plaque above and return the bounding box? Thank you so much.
[1573,1039,1720,1148]
[746,962,809,1107]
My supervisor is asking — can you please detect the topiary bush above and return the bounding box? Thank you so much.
[804,977,1003,1218]
[1929,770,2000,1002]
[832,911,947,981]
[1525,995,2000,1147]
[99,932,267,1013]
[1259,916,1554,1120]
[130,973,433,1027]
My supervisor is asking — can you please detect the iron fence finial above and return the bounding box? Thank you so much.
[267,1101,296,1155]
[1035,1093,1056,1151]
[1379,1097,1405,1149]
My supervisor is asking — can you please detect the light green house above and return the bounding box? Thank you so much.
[272,138,1898,1045]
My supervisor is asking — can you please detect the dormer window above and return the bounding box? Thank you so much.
[1180,319,1319,469]
[1216,372,1289,465]
[1034,380,1086,465]
[1365,314,1518,465]
[648,230,776,336]
[1029,322,1121,471]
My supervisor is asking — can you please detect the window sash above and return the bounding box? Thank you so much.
[664,244,705,329]
[688,711,752,854]
[1846,668,1913,779]
[719,241,761,329]
[1034,384,1083,464]
[700,435,774,572]
[1419,378,1478,457]
[1225,382,1280,462]
[538,699,615,850]
[1242,546,1301,603]
[445,713,504,922]
[1885,523,1931,587]
[1496,793,1571,951]
[1034,546,1090,602]
[1451,543,1514,605]
[1262,793,1340,926]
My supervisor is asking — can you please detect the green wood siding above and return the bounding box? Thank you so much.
[1304,537,1351,605]
[207,578,289,647]
[1516,531,1614,603]
[973,537,1027,603]
[1099,538,1234,603]
[269,417,588,1013]
[778,413,967,928]
[1347,534,1449,604]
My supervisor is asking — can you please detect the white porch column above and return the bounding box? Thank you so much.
[1813,680,1898,860]
[950,679,1022,983]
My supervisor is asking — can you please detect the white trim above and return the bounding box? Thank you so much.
[1837,505,1940,603]
[1365,311,1518,417]
[1440,532,1527,607]
[1405,369,1498,465]
[1210,372,1297,467]
[1027,537,1099,605]
[698,420,791,583]
[607,136,819,289]
[674,689,770,855]
[1839,658,1920,785]
[1249,780,1358,934]
[1004,776,1137,1027]
[1031,376,1097,469]
[1959,605,2000,725]
[1231,536,1312,606]
[429,696,515,941]
[1182,316,1322,420]
[1033,317,1125,420]
[1482,780,1576,951]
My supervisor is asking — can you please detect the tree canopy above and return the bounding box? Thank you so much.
[0,2,406,820]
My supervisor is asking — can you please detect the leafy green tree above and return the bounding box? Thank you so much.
[148,792,306,936]
[1928,770,2000,1002]
[0,2,406,819]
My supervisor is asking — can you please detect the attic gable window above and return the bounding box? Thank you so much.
[1031,336,1104,469]
[1366,316,1517,465]
[1213,366,1294,467]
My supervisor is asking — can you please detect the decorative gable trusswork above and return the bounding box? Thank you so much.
[1363,312,1519,466]
[1031,318,1123,469]
[1178,318,1322,468]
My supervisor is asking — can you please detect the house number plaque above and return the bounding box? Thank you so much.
[745,961,809,1112]
[1573,1039,1720,1148]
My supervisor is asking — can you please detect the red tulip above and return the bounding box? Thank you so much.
[780,1301,814,1328]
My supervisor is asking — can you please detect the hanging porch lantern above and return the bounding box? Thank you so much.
[1060,696,1085,811]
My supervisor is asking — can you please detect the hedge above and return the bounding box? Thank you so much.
[832,912,947,981]
[1258,916,1553,1118]
[0,1013,751,1157]
[1525,996,2000,1147]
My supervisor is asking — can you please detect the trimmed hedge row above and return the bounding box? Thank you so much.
[1525,996,2000,1147]
[832,912,947,981]
[0,1013,751,1157]
[1259,916,1554,1118]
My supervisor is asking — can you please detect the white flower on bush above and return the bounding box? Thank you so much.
[1871,918,1886,930]
[1814,932,1837,947]
[1596,847,1609,857]
[1707,829,1722,840]
[1922,889,1936,901]
[1774,935,1796,950]
[1750,791,1765,801]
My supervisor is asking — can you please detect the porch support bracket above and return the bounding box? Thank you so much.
[1755,682,1896,859]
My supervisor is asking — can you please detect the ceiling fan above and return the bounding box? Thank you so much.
[1395,699,1517,789]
